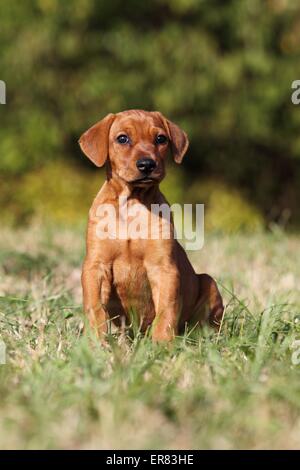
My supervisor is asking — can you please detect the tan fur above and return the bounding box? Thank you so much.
[79,110,224,342]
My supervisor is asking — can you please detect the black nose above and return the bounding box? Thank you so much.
[136,158,157,175]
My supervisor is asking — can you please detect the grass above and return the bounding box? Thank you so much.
[0,223,300,449]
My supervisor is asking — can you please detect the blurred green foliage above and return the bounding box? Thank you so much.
[187,180,264,233]
[0,0,300,230]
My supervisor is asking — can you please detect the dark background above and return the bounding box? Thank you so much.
[1,0,300,231]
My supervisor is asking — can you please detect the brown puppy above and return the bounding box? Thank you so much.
[79,110,223,342]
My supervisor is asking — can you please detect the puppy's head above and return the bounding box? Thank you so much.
[79,109,189,186]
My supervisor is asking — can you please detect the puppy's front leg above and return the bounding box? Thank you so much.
[81,259,112,339]
[146,264,180,342]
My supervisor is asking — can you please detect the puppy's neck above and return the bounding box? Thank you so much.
[107,174,160,203]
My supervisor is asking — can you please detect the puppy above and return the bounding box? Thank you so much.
[79,110,224,341]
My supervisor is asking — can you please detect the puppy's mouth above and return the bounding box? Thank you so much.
[129,176,159,185]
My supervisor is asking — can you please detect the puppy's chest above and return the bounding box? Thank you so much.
[112,251,153,314]
[125,202,172,239]
[112,241,149,288]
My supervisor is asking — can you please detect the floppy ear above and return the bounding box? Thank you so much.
[78,113,115,167]
[155,112,189,164]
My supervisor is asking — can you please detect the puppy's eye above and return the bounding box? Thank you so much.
[155,134,168,145]
[117,134,129,144]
